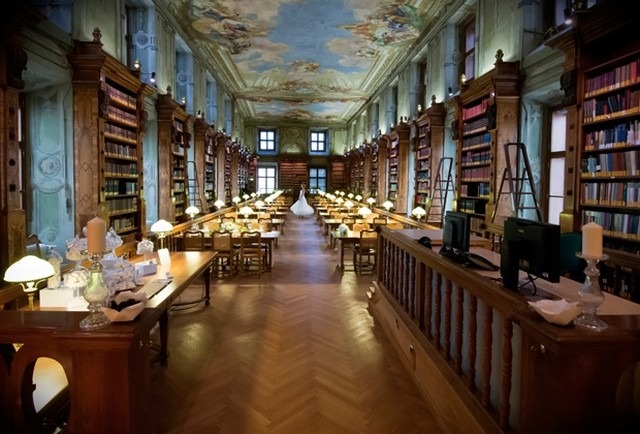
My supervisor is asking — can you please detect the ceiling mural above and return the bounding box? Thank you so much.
[166,0,441,125]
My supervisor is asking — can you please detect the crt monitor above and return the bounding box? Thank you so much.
[501,217,561,290]
[441,211,471,255]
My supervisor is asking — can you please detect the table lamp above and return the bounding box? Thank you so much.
[150,219,174,250]
[412,206,426,222]
[355,194,363,202]
[367,197,376,206]
[4,255,55,310]
[214,199,226,223]
[344,200,354,214]
[232,196,241,212]
[383,201,394,212]
[358,206,372,220]
[242,193,250,201]
[347,193,354,199]
[185,205,200,230]
[239,205,253,224]
[254,200,265,216]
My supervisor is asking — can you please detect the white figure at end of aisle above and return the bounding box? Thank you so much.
[290,183,315,217]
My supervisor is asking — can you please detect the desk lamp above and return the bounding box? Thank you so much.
[185,206,200,231]
[254,200,265,216]
[4,255,55,310]
[242,193,250,201]
[358,206,372,220]
[344,200,354,215]
[335,197,344,212]
[347,193,354,200]
[239,205,253,225]
[355,194,363,202]
[214,199,226,222]
[150,219,173,250]
[412,206,426,222]
[232,196,241,214]
[382,201,394,212]
[367,197,376,206]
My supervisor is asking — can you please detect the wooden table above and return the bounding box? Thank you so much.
[330,230,365,271]
[0,251,215,434]
[231,231,280,269]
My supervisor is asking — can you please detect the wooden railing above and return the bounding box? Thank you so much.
[372,227,640,433]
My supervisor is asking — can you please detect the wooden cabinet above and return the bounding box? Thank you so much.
[413,98,445,218]
[193,118,216,212]
[69,29,153,240]
[387,121,411,213]
[452,51,521,235]
[156,92,190,222]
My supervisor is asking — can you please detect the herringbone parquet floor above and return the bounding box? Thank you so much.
[149,211,443,434]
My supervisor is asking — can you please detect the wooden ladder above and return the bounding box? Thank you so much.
[426,157,454,226]
[492,142,542,222]
[186,160,203,211]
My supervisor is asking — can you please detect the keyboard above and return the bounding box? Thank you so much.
[138,279,171,299]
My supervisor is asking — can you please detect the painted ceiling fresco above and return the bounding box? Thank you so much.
[166,0,443,125]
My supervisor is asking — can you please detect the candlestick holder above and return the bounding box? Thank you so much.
[79,252,111,330]
[574,252,608,332]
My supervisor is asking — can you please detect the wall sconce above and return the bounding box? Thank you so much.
[448,87,453,96]
[196,110,203,119]
[150,72,156,86]
[133,59,141,70]
[181,96,186,105]
[460,73,467,86]
[3,255,56,310]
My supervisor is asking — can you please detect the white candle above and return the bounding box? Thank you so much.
[87,216,107,254]
[582,222,603,258]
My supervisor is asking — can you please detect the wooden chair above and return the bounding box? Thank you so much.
[211,230,239,277]
[182,231,206,251]
[258,218,273,232]
[341,217,356,228]
[222,216,236,223]
[352,229,378,273]
[239,231,264,276]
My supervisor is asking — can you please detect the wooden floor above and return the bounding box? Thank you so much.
[149,213,443,434]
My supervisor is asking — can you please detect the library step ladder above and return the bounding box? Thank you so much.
[426,157,454,226]
[492,142,542,222]
[186,160,203,211]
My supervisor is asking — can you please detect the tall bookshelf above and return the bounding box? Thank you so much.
[413,97,445,212]
[69,29,153,240]
[193,118,216,212]
[279,159,308,193]
[453,51,521,236]
[387,121,411,213]
[578,28,640,255]
[329,157,346,192]
[156,91,190,222]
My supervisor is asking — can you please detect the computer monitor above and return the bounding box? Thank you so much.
[441,211,471,255]
[501,217,561,291]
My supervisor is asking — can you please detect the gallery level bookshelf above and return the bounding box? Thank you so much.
[193,118,216,212]
[387,121,411,213]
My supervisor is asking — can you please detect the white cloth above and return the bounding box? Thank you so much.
[290,188,314,216]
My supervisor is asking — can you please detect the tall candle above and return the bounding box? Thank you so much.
[582,222,603,258]
[87,216,107,254]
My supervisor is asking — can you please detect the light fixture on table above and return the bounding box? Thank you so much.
[242,193,250,201]
[239,205,253,225]
[367,197,376,206]
[150,219,174,250]
[3,255,55,310]
[232,196,241,214]
[254,200,265,216]
[355,194,363,202]
[358,206,372,221]
[185,205,200,231]
[214,199,226,223]
[412,206,426,222]
[382,201,394,212]
[344,200,354,215]
[347,193,354,200]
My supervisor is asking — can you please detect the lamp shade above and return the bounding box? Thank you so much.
[254,200,265,209]
[344,200,354,209]
[242,194,250,200]
[358,206,372,218]
[367,197,376,205]
[150,219,174,234]
[185,206,200,217]
[355,194,363,201]
[239,205,253,217]
[232,196,241,204]
[214,199,226,209]
[382,200,394,211]
[4,255,55,289]
[412,206,426,218]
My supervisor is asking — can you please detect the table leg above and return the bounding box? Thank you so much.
[158,310,169,366]
[204,265,211,305]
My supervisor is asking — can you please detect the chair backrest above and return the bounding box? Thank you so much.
[212,230,233,252]
[373,217,387,225]
[359,230,378,251]
[342,217,356,227]
[240,231,262,253]
[222,216,236,223]
[258,218,273,232]
[353,222,367,232]
[183,231,205,251]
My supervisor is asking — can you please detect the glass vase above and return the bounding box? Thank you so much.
[79,255,110,330]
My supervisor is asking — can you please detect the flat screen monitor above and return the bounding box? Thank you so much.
[501,217,561,290]
[441,211,471,254]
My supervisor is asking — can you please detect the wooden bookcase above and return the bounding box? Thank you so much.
[329,157,347,192]
[279,159,308,193]
[68,29,153,240]
[453,51,522,235]
[413,97,445,213]
[156,92,190,222]
[387,121,411,213]
[193,118,216,212]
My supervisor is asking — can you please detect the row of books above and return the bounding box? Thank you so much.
[582,181,640,207]
[581,152,639,177]
[104,161,138,177]
[106,83,137,110]
[110,216,137,234]
[582,89,640,123]
[585,58,640,97]
[105,141,136,159]
[104,180,137,196]
[105,124,137,143]
[416,181,429,193]
[105,197,137,214]
[460,182,490,198]
[458,199,486,215]
[584,121,640,149]
[462,117,488,134]
[462,97,490,120]
[417,160,430,170]
[462,132,492,149]
[583,210,640,240]
[461,166,490,182]
[417,147,431,159]
[461,150,491,166]
[106,105,137,127]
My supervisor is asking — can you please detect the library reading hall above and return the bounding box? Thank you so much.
[2,0,640,433]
